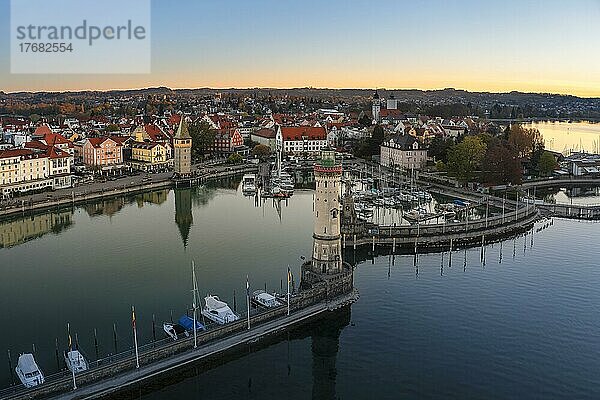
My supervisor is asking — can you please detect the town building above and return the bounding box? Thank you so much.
[250,128,277,150]
[0,144,72,198]
[80,137,124,171]
[208,129,244,155]
[130,141,171,172]
[380,134,428,170]
[276,126,328,155]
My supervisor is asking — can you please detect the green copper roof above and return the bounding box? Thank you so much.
[175,116,191,139]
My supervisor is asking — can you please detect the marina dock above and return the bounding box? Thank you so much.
[1,288,358,400]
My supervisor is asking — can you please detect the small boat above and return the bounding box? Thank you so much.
[163,315,205,340]
[163,322,188,340]
[242,174,257,194]
[201,295,239,325]
[64,349,88,373]
[251,290,282,308]
[15,353,44,388]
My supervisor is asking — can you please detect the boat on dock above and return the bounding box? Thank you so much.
[201,295,240,325]
[64,349,88,373]
[15,353,44,388]
[242,174,257,194]
[251,290,282,308]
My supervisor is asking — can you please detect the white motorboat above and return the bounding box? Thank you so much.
[163,322,188,340]
[64,349,88,373]
[251,290,282,308]
[15,353,44,388]
[242,174,257,194]
[201,295,240,325]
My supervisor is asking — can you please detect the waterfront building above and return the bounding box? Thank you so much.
[276,126,328,155]
[130,141,172,172]
[380,134,428,170]
[0,143,72,197]
[81,137,124,171]
[173,116,192,177]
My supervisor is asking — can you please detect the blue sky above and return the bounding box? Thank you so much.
[0,0,599,96]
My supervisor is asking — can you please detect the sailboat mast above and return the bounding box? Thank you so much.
[192,260,198,349]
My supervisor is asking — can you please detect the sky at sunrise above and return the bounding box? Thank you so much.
[0,0,599,96]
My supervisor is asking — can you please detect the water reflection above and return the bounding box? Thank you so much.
[0,211,73,248]
[174,188,193,247]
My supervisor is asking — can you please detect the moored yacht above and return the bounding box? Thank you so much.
[15,353,44,388]
[251,290,282,308]
[201,295,240,325]
[64,349,88,373]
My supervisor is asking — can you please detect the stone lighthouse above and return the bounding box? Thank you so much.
[310,148,343,277]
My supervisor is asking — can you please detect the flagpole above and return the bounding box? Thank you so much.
[287,265,290,316]
[132,306,139,369]
[192,260,198,349]
[246,275,250,330]
[67,323,76,390]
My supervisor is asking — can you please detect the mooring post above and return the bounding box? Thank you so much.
[152,314,156,344]
[55,338,60,371]
[113,323,118,354]
[343,234,346,249]
[353,234,357,250]
[7,350,14,385]
[372,236,376,252]
[392,237,396,253]
[94,329,99,361]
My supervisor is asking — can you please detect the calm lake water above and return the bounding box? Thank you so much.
[527,121,600,154]
[1,178,600,399]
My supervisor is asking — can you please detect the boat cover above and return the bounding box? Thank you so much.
[17,354,38,374]
[178,315,205,331]
[205,295,229,311]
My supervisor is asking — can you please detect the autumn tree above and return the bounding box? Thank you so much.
[482,138,522,185]
[507,124,544,159]
[188,120,217,159]
[447,135,487,182]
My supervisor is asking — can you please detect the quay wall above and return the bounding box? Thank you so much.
[0,166,258,220]
[2,280,353,400]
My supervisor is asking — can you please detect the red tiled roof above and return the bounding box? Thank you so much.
[280,126,326,141]
[168,114,182,126]
[34,124,53,136]
[87,137,120,148]
[0,148,36,159]
[252,128,276,139]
